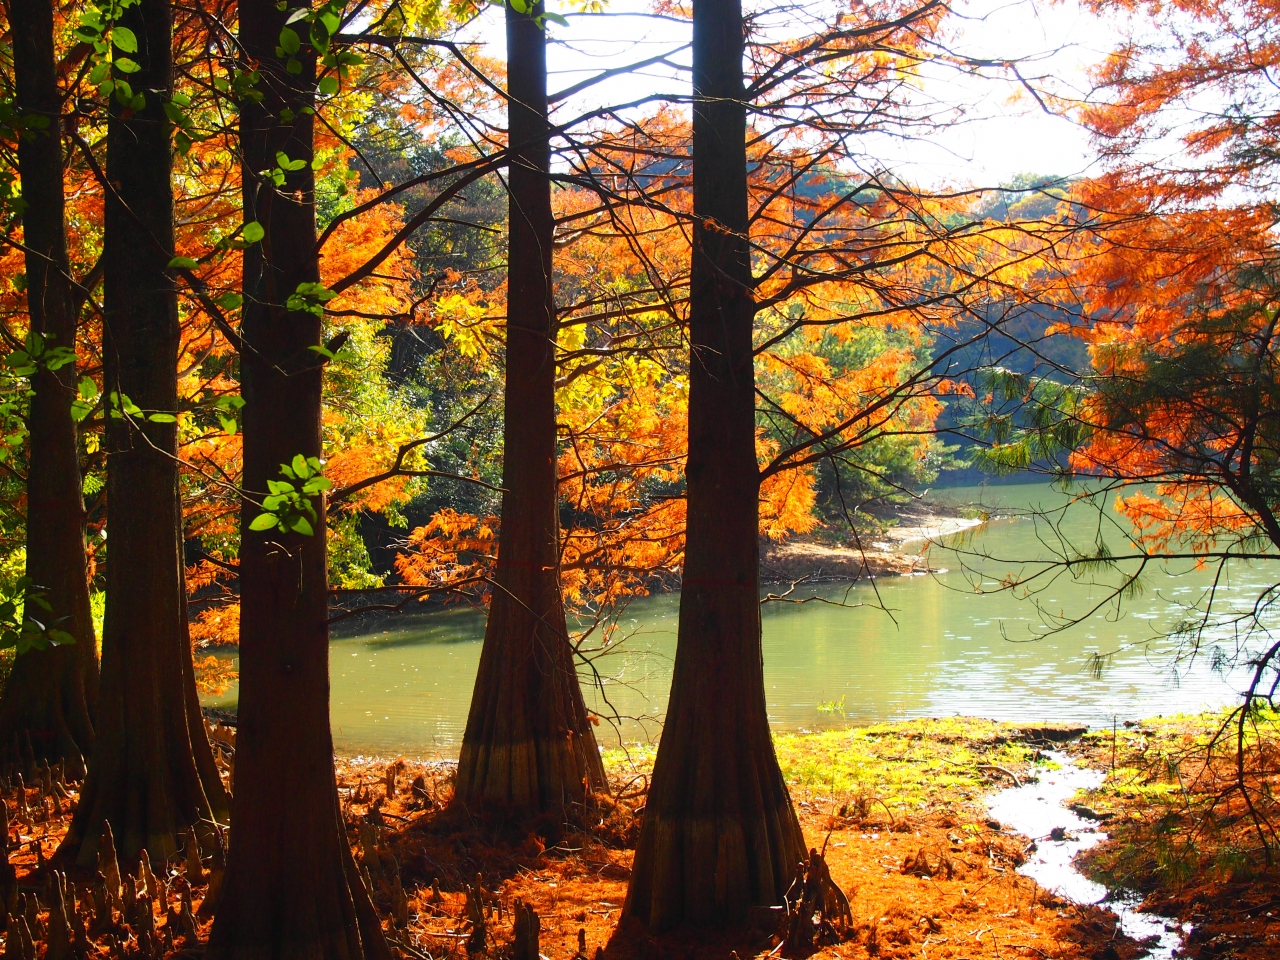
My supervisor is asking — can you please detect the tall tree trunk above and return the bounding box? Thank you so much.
[621,0,804,930]
[0,0,98,772]
[206,2,389,956]
[453,1,605,812]
[54,0,229,873]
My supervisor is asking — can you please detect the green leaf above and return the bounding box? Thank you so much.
[311,20,331,52]
[286,8,310,23]
[542,11,569,25]
[242,221,265,243]
[317,75,339,96]
[279,26,301,55]
[249,513,279,531]
[287,515,314,536]
[78,377,98,400]
[112,26,139,52]
[114,57,141,74]
[43,346,76,372]
[147,412,178,423]
[292,453,309,478]
[215,291,243,310]
[275,151,307,171]
[168,256,199,270]
[219,416,238,435]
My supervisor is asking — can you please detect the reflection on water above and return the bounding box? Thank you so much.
[202,481,1278,755]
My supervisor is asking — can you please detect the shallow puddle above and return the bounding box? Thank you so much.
[987,751,1188,959]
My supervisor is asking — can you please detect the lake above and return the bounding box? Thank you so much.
[202,480,1279,756]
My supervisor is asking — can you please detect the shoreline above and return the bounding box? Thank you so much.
[757,506,986,583]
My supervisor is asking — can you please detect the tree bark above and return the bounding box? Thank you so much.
[0,0,98,771]
[621,0,804,930]
[53,0,229,873]
[205,2,389,956]
[453,1,606,812]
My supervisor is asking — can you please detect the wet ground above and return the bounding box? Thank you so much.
[988,752,1188,959]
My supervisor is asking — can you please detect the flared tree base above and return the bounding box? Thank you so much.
[0,649,94,776]
[624,797,804,930]
[456,732,606,814]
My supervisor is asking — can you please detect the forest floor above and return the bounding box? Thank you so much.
[7,713,1276,959]
[332,715,1276,960]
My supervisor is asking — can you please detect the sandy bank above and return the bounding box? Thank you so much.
[761,502,987,583]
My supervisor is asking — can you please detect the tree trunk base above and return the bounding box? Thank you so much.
[0,650,93,777]
[206,830,390,960]
[455,734,606,816]
[624,801,803,931]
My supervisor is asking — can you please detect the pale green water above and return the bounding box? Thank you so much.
[203,481,1279,755]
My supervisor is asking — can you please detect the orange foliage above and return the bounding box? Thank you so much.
[394,508,497,593]
[1064,0,1280,554]
[193,653,238,697]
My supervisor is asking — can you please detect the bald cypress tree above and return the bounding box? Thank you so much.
[0,0,99,771]
[454,0,606,812]
[206,1,389,955]
[622,0,804,930]
[54,0,229,872]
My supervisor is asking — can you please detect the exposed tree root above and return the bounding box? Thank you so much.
[780,849,853,958]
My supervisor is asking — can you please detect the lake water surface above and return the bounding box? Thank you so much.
[202,481,1279,755]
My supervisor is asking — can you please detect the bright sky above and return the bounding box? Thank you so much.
[459,0,1122,188]
[897,0,1110,185]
